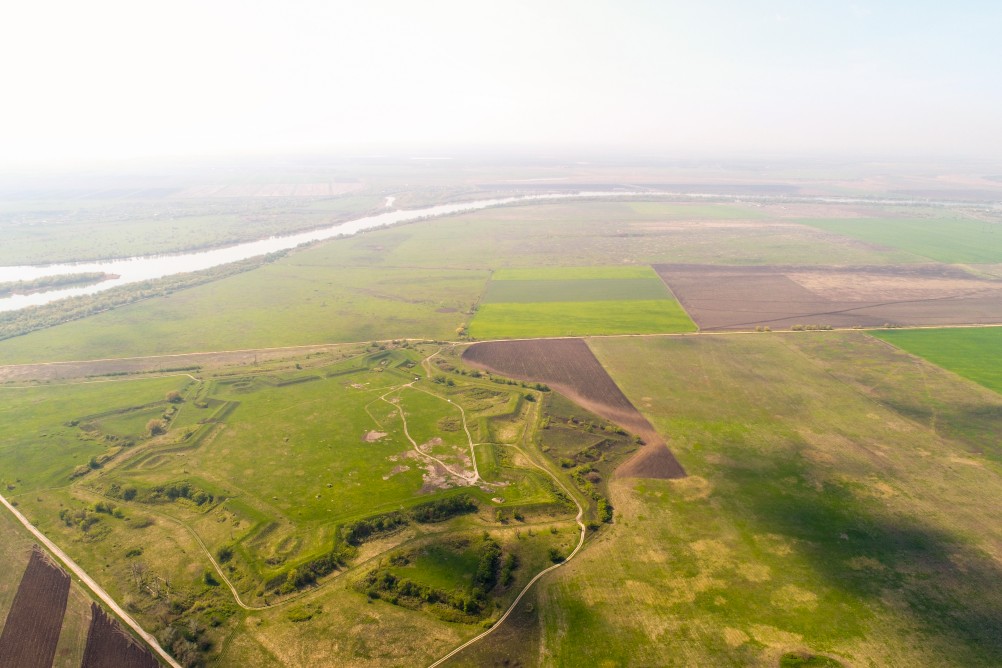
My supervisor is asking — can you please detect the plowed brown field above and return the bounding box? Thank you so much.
[0,546,71,668]
[656,263,1002,331]
[462,339,685,478]
[81,603,159,668]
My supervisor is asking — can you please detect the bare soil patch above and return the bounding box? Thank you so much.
[462,339,685,479]
[0,546,71,668]
[81,603,159,668]
[364,431,388,442]
[656,263,1002,330]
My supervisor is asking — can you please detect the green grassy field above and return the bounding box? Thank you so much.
[470,265,695,338]
[485,333,1002,667]
[872,327,1002,395]
[0,263,485,363]
[797,216,1002,264]
[0,194,386,264]
[483,277,673,303]
[469,300,696,339]
[0,343,597,665]
[492,266,658,280]
[0,376,190,492]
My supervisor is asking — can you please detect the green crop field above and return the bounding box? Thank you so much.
[483,278,672,303]
[470,300,695,339]
[797,217,1002,264]
[871,327,1002,395]
[470,265,695,338]
[493,332,1002,667]
[491,266,658,280]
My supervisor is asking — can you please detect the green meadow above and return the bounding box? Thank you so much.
[0,343,601,665]
[470,300,695,338]
[470,265,695,339]
[469,332,1002,667]
[798,216,1002,264]
[872,327,1002,395]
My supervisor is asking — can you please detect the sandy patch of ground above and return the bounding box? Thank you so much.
[363,431,388,442]
[382,465,410,480]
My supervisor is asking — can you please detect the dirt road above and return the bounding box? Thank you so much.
[0,493,181,668]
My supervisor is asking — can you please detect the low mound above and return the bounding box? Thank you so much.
[462,338,685,479]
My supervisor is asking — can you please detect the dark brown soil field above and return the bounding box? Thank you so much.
[0,546,71,668]
[462,338,685,479]
[81,603,159,668]
[656,263,1002,330]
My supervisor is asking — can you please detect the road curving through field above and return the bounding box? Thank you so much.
[426,417,588,667]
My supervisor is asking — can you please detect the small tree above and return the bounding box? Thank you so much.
[165,390,183,404]
[146,419,166,436]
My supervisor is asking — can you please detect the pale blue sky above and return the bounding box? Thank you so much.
[1,1,999,164]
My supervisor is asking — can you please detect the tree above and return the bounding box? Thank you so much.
[165,390,183,403]
[146,419,166,436]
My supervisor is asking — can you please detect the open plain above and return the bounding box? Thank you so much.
[2,159,1002,667]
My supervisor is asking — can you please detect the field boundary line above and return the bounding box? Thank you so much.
[0,492,182,668]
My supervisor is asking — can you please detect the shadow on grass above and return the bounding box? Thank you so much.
[440,588,541,668]
[722,457,1002,665]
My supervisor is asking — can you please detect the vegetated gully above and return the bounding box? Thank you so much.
[0,346,586,666]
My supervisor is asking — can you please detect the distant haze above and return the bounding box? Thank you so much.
[3,1,1000,166]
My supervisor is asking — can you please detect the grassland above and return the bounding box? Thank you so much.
[798,216,1002,264]
[0,342,598,665]
[483,278,673,303]
[471,265,695,339]
[0,194,385,264]
[7,191,1002,666]
[0,376,191,492]
[492,266,658,280]
[872,327,1002,395]
[470,301,695,339]
[494,332,1002,667]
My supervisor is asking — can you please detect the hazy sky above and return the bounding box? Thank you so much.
[2,1,1000,165]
